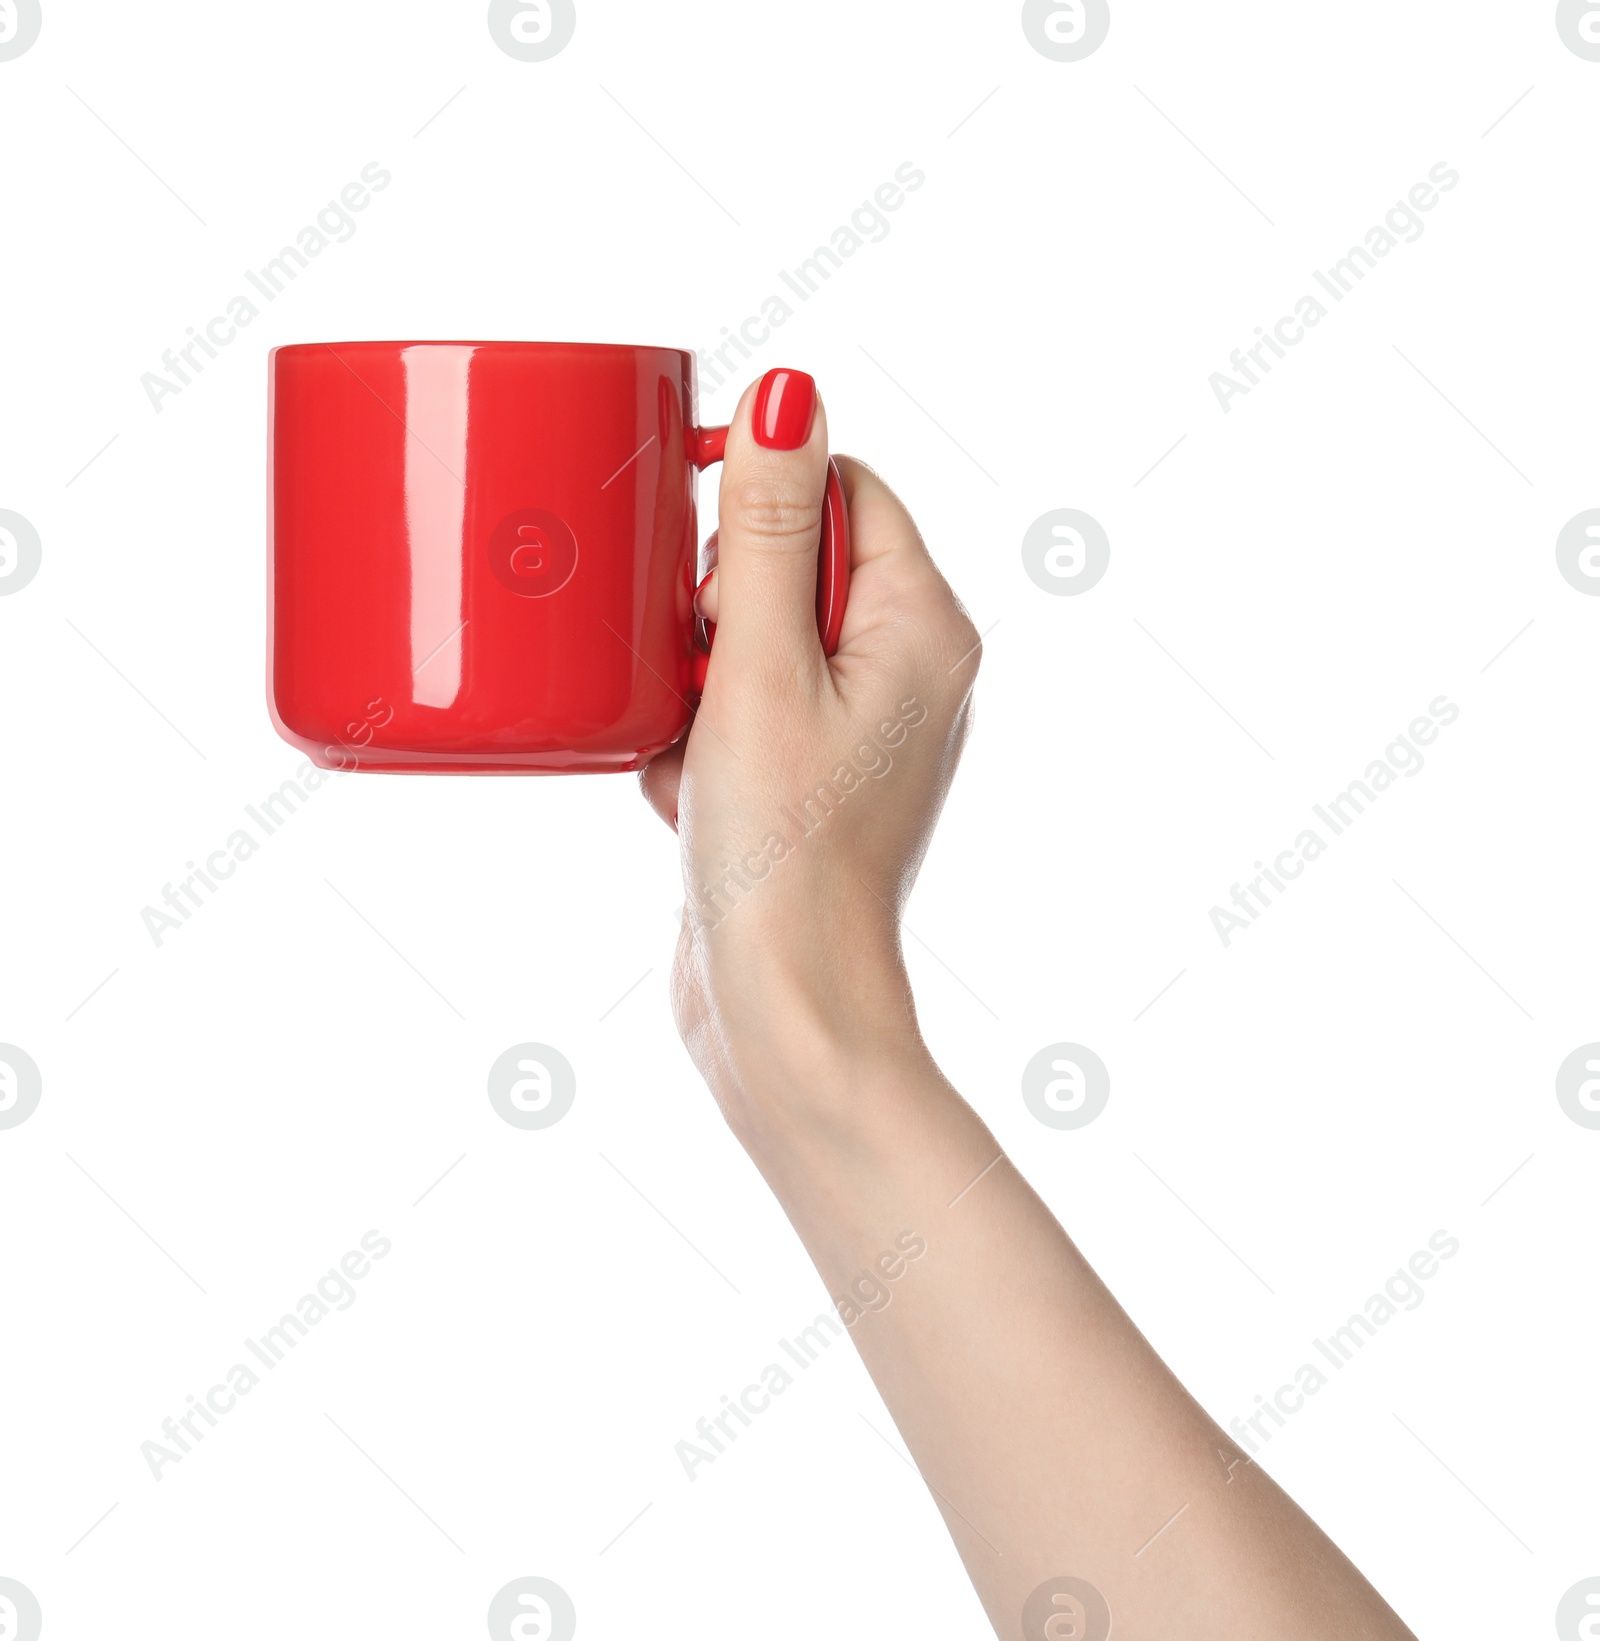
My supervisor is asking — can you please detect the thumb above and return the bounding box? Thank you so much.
[710,367,829,674]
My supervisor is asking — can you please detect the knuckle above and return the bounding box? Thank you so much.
[725,478,822,548]
[922,625,981,696]
[942,603,981,654]
[940,592,983,668]
[911,591,982,680]
[955,616,984,673]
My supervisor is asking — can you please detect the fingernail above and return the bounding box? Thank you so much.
[752,368,816,450]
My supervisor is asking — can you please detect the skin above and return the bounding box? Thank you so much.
[638,377,1418,1641]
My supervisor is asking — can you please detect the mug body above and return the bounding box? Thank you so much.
[269,341,700,772]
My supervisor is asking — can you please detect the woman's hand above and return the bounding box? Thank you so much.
[638,367,982,1130]
[636,369,1417,1641]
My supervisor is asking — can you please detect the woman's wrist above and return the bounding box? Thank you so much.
[682,928,935,1145]
[687,961,1003,1279]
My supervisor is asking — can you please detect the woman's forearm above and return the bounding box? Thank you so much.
[712,994,1416,1641]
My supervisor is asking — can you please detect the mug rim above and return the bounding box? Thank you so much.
[270,339,694,360]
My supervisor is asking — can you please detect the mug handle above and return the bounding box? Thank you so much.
[688,424,850,693]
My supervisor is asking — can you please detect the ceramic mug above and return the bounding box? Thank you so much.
[268,341,848,773]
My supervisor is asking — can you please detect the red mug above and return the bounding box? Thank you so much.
[268,342,849,773]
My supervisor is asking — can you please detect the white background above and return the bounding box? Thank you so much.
[1,2,1596,1636]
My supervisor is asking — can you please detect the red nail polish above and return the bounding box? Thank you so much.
[752,368,816,450]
